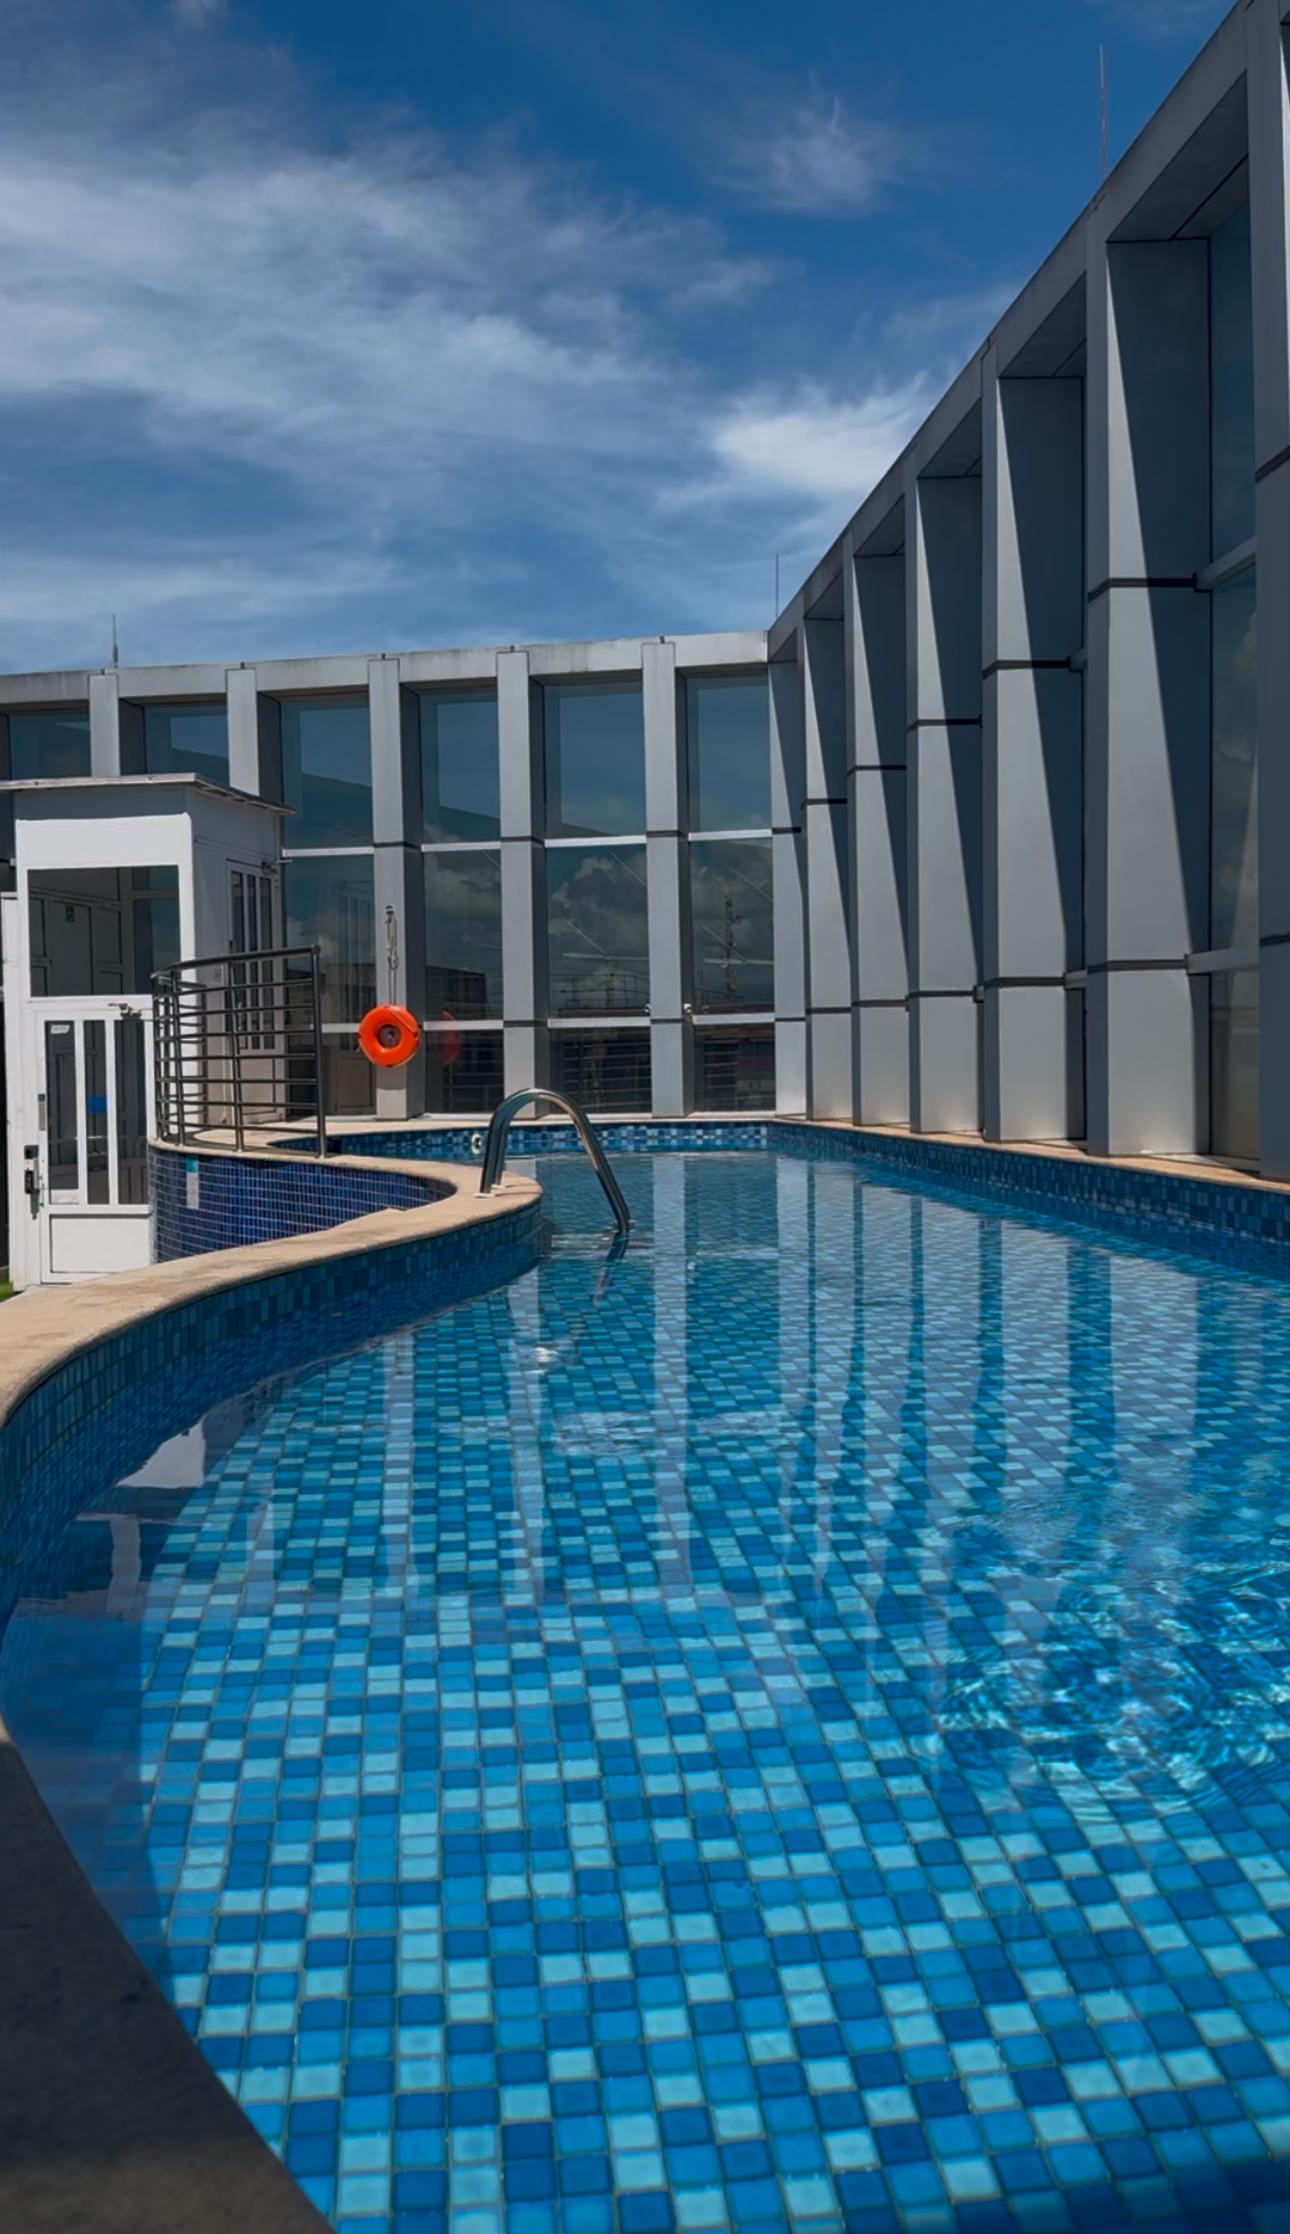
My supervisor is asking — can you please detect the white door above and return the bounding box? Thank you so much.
[32,1002,153,1281]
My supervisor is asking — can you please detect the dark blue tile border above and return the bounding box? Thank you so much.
[328,1117,1290,1278]
[150,1145,449,1260]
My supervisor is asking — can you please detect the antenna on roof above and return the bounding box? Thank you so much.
[110,613,120,668]
[1099,46,1110,182]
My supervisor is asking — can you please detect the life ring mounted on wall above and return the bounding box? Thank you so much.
[358,1005,422,1069]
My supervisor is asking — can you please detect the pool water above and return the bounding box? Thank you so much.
[8,1149,1290,2234]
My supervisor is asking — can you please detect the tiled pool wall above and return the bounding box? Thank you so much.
[151,1143,450,1261]
[0,1192,542,1645]
[329,1119,1290,1276]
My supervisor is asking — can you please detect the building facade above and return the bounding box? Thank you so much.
[2,0,1290,1260]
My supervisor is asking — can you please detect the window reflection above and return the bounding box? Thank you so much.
[281,699,373,848]
[544,683,645,838]
[421,692,500,842]
[550,1029,651,1112]
[689,839,774,1012]
[426,1030,504,1113]
[686,675,770,831]
[143,702,230,786]
[695,1025,776,1110]
[284,856,376,1022]
[424,851,503,1019]
[546,845,649,1014]
[10,710,91,780]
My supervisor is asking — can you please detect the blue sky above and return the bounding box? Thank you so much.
[2,0,1231,671]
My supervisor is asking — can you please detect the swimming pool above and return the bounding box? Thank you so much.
[7,1145,1290,2234]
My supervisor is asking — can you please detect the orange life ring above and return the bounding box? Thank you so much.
[358,1005,422,1069]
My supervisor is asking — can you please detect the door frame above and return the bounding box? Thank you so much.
[27,997,154,1284]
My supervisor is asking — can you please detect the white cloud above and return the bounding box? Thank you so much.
[0,47,986,663]
[172,0,226,24]
[717,87,911,216]
[709,384,931,507]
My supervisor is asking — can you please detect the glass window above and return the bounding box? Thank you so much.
[695,1025,776,1111]
[115,1014,149,1205]
[143,702,230,785]
[45,1021,78,1194]
[1211,568,1257,951]
[1211,967,1259,1163]
[424,851,503,1020]
[686,675,770,831]
[284,856,375,1021]
[281,698,373,847]
[84,1017,109,1204]
[544,682,645,838]
[9,709,91,780]
[421,691,500,842]
[1211,201,1254,560]
[426,1029,504,1114]
[546,845,649,1014]
[288,1037,375,1119]
[29,866,180,997]
[689,838,774,1013]
[550,1029,651,1113]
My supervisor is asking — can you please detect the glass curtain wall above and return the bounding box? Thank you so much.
[143,703,230,786]
[281,699,373,848]
[281,695,376,1111]
[10,710,92,780]
[544,682,645,839]
[684,675,774,1104]
[421,690,504,1111]
[1207,201,1258,1161]
[282,853,375,1117]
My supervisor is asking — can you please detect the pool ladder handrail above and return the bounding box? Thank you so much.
[478,1088,631,1236]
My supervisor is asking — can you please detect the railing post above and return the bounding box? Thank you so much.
[311,950,327,1158]
[173,979,188,1147]
[228,962,246,1153]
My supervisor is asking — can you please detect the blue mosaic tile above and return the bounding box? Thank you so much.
[151,1145,446,1260]
[6,1148,1290,2233]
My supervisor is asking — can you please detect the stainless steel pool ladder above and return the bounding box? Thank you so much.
[478,1089,631,1237]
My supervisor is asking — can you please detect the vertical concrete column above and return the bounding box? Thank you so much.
[844,529,909,1123]
[981,352,1085,1141]
[368,656,425,1119]
[801,613,852,1120]
[89,672,143,775]
[1084,226,1210,1155]
[1249,0,1290,1175]
[906,465,984,1132]
[499,649,547,1098]
[644,638,689,1116]
[770,651,807,1112]
[226,666,282,800]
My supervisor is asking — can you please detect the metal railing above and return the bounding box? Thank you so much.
[478,1088,631,1236]
[152,945,330,1158]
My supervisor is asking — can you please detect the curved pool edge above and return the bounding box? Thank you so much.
[0,1144,542,2234]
